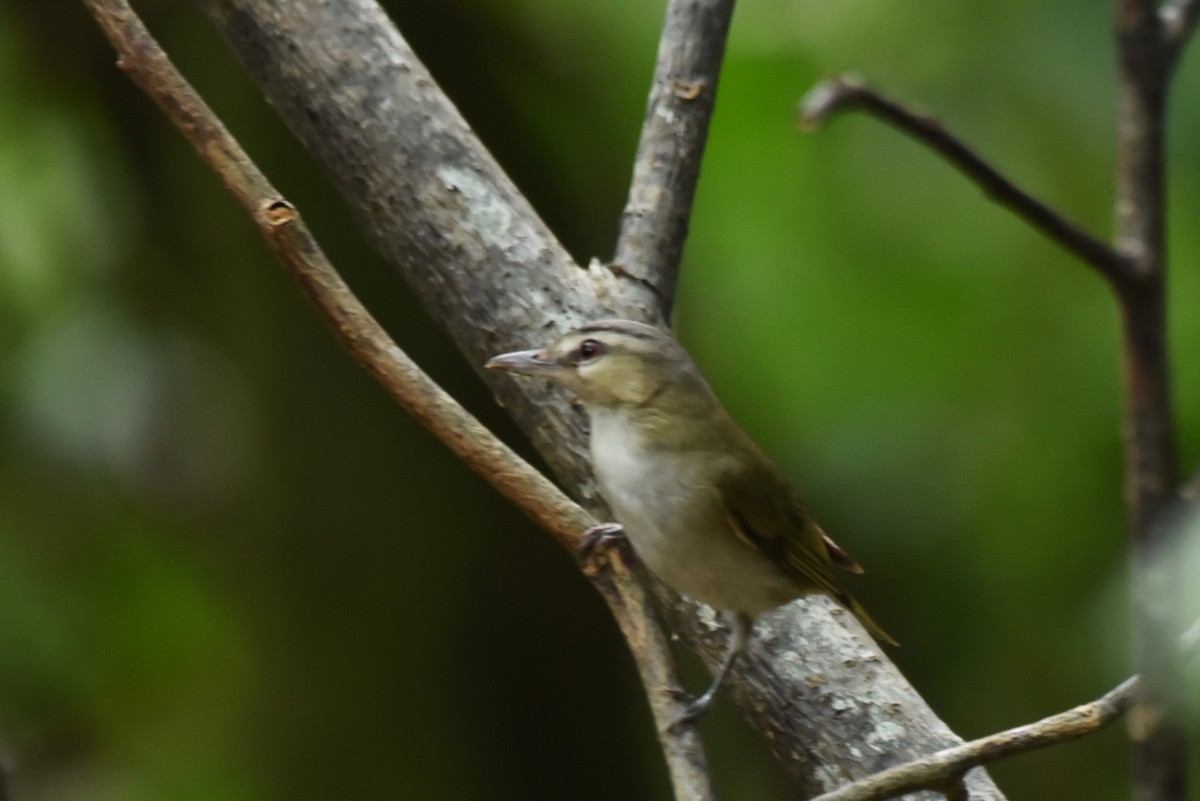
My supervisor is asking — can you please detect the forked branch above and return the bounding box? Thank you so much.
[79,2,714,798]
[93,0,1013,795]
[800,7,1196,796]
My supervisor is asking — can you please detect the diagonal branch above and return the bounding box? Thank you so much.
[810,677,1140,801]
[613,0,736,316]
[798,73,1135,287]
[810,617,1200,801]
[79,2,714,798]
[176,1,1008,796]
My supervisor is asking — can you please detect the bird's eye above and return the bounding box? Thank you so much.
[578,338,604,361]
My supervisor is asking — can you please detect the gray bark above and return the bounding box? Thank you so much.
[613,0,735,313]
[193,0,1006,796]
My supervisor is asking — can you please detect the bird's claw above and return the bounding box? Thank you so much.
[663,686,691,702]
[578,522,626,564]
[665,691,715,731]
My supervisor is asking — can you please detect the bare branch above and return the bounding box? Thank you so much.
[794,45,1188,801]
[1113,0,1189,796]
[80,2,714,797]
[808,676,1138,801]
[798,74,1134,286]
[656,590,1005,801]
[808,617,1200,801]
[177,1,1008,795]
[613,0,735,316]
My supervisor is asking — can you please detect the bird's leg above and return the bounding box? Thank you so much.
[577,522,626,563]
[668,612,751,729]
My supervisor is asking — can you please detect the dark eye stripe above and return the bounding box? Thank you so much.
[578,338,603,360]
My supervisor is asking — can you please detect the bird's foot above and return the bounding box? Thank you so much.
[662,616,748,731]
[664,686,717,731]
[577,522,626,566]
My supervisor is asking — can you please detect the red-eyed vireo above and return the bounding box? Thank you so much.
[486,319,895,724]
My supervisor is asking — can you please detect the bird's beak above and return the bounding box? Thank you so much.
[484,348,561,377]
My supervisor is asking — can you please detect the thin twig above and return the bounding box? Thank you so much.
[809,618,1200,801]
[808,677,1140,801]
[80,2,714,798]
[798,74,1134,287]
[612,0,736,317]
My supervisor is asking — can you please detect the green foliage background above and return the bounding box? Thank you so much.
[1,1,1198,799]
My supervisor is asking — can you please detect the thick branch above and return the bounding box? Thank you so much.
[656,592,1004,801]
[81,2,713,798]
[815,617,1200,801]
[612,0,735,315]
[180,0,1008,795]
[799,74,1134,286]
[809,677,1139,801]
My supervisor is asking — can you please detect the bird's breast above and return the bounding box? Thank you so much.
[588,412,698,546]
[588,410,801,615]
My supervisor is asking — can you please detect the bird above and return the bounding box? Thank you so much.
[485,319,895,725]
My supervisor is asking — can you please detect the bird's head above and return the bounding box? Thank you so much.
[485,319,704,410]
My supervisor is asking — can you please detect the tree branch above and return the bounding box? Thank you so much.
[798,74,1135,287]
[810,677,1140,801]
[176,0,1008,796]
[655,591,1005,801]
[80,2,714,798]
[796,7,1191,797]
[612,0,735,316]
[808,617,1200,801]
[1113,0,1188,798]
[797,16,1190,798]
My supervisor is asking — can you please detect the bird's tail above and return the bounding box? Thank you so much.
[839,592,899,647]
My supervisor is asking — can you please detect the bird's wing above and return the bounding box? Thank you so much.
[820,530,865,574]
[719,466,899,645]
[717,466,845,597]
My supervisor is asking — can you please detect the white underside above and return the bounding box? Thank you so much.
[588,409,800,615]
